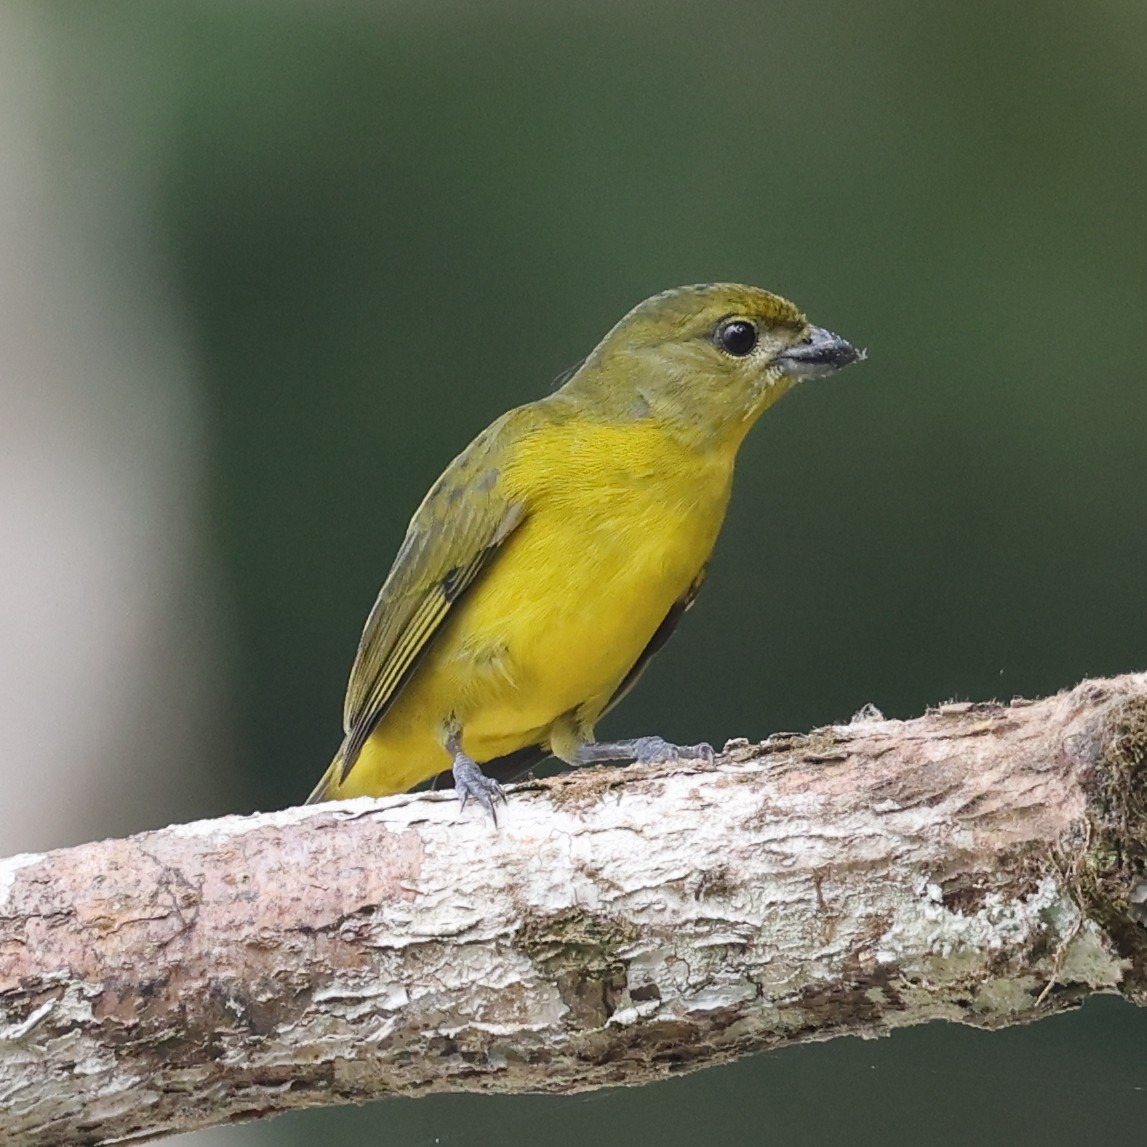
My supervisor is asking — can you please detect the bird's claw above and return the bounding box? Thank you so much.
[453,757,506,824]
[632,736,715,765]
[690,741,717,764]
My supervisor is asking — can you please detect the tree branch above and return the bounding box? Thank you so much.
[3,674,1147,1145]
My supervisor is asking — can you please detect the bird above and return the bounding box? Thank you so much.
[305,283,863,817]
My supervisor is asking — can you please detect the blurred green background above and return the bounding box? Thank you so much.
[2,1,1145,1144]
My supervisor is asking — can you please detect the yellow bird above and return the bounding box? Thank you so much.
[306,283,862,816]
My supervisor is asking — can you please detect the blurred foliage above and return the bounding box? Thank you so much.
[33,0,1147,1143]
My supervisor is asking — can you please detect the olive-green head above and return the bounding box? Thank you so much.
[559,283,863,448]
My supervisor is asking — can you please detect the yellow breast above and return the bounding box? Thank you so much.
[340,418,735,796]
[451,419,734,750]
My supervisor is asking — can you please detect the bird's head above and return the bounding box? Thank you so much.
[562,283,864,450]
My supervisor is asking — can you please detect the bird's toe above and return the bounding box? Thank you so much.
[453,758,506,824]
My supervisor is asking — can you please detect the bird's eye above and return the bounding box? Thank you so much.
[717,319,758,357]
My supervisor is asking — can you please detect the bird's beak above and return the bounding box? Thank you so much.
[775,326,865,379]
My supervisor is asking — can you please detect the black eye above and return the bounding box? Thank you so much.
[717,319,758,357]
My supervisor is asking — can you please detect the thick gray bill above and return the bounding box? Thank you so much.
[775,325,865,379]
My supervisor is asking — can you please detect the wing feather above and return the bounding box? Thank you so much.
[338,413,532,779]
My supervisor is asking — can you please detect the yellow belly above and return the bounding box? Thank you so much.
[331,423,734,798]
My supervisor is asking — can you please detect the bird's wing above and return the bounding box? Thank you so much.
[339,417,529,780]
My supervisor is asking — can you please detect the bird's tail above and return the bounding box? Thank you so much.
[304,746,345,805]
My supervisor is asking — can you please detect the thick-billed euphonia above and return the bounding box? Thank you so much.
[306,283,862,817]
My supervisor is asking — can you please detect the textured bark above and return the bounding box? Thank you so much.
[2,674,1147,1146]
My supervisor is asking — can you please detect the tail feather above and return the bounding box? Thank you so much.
[304,750,343,805]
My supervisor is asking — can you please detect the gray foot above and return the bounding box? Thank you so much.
[572,736,715,767]
[452,753,506,823]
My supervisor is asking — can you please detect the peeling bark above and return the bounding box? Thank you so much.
[2,674,1147,1146]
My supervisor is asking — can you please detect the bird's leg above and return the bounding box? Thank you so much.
[445,729,506,823]
[562,735,715,768]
